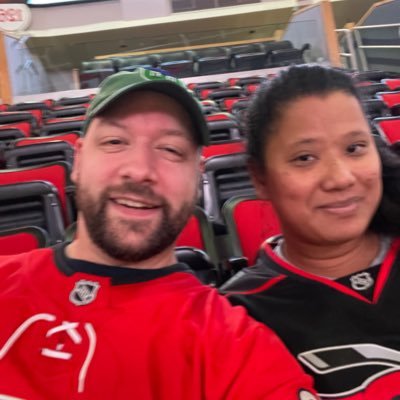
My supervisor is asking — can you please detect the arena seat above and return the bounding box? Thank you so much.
[207,87,244,104]
[175,247,218,285]
[374,116,400,144]
[0,112,39,134]
[189,81,224,96]
[79,60,116,89]
[4,141,75,169]
[200,100,220,115]
[205,112,235,122]
[362,99,391,120]
[202,140,245,159]
[202,152,255,224]
[229,43,266,71]
[193,47,231,75]
[267,48,304,67]
[382,79,400,91]
[158,51,195,78]
[0,161,75,226]
[41,118,85,135]
[14,132,81,148]
[114,55,159,72]
[0,128,26,145]
[376,91,400,108]
[207,119,241,143]
[8,101,51,112]
[221,97,249,113]
[56,96,91,106]
[0,226,49,255]
[227,76,266,87]
[49,105,88,118]
[222,195,281,266]
[0,181,65,244]
[356,83,390,98]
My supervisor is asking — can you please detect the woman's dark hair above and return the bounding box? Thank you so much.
[246,64,400,236]
[247,64,361,169]
[370,137,400,235]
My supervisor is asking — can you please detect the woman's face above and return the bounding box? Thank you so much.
[252,91,382,246]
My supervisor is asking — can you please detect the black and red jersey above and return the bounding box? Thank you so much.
[0,242,317,400]
[221,238,400,400]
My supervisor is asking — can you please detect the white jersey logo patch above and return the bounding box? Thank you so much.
[69,280,100,306]
[349,272,374,291]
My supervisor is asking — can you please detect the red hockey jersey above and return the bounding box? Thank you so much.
[0,244,317,400]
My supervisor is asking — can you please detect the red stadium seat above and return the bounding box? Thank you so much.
[222,195,281,265]
[202,140,245,159]
[374,117,400,144]
[221,97,249,113]
[0,226,49,255]
[14,132,81,147]
[0,161,75,226]
[0,121,32,137]
[376,91,400,108]
[176,206,218,266]
[205,112,235,122]
[382,79,400,91]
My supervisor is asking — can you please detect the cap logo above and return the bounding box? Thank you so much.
[139,68,183,86]
[69,279,100,306]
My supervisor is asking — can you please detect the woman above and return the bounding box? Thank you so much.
[221,64,400,400]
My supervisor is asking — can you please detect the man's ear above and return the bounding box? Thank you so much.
[248,162,270,200]
[71,138,83,184]
[199,154,205,174]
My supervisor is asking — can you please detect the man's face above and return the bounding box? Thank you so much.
[71,90,203,264]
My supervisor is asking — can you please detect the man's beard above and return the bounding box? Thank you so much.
[75,180,196,264]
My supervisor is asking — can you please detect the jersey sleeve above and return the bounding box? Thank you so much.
[199,291,318,400]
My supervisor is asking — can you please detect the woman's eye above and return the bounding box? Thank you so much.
[291,154,315,165]
[347,142,367,154]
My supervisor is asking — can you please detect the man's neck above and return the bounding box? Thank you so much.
[66,238,177,270]
[282,233,381,279]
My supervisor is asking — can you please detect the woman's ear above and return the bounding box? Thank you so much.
[248,161,270,200]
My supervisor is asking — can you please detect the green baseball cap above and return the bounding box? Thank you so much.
[84,67,209,145]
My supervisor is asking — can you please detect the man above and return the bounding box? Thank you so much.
[0,67,318,399]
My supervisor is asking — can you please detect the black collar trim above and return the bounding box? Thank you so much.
[53,242,194,285]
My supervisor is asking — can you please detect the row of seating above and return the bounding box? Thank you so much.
[1,70,400,288]
[80,40,308,86]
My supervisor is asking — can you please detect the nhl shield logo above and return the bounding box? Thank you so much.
[69,280,100,306]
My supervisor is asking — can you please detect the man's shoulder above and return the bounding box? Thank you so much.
[0,247,55,279]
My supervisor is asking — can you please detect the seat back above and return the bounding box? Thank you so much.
[376,91,400,108]
[202,140,245,159]
[14,132,81,148]
[207,119,241,143]
[175,247,217,285]
[222,195,281,265]
[0,181,65,244]
[203,153,255,223]
[5,141,74,169]
[374,116,400,144]
[0,162,74,225]
[176,206,218,265]
[0,226,49,255]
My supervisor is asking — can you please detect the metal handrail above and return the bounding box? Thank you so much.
[335,28,358,70]
[354,23,400,30]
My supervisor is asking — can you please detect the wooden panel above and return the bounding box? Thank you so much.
[0,32,12,105]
